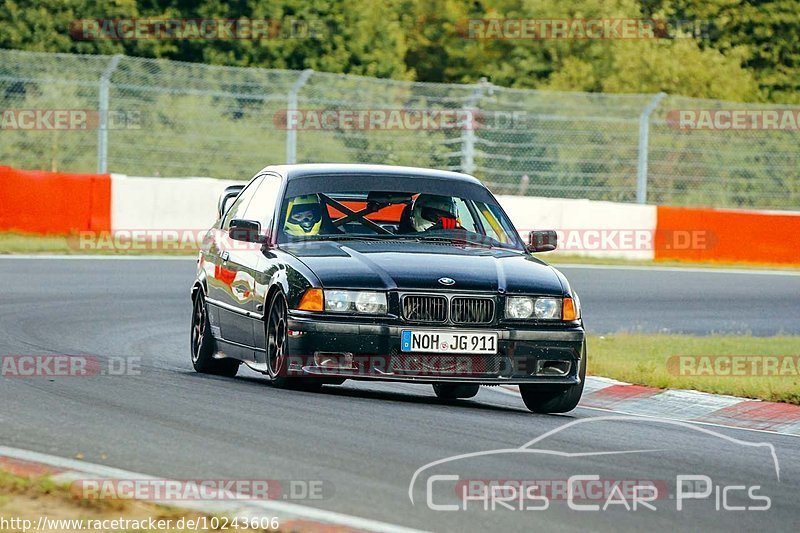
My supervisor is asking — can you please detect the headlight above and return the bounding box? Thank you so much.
[355,291,386,314]
[534,297,560,319]
[506,296,534,319]
[325,290,351,312]
[506,296,562,320]
[324,290,387,315]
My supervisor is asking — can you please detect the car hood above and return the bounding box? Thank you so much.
[281,240,565,295]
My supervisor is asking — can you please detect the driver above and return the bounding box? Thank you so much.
[411,194,460,232]
[284,194,323,236]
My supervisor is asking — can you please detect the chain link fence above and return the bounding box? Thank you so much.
[1,49,797,209]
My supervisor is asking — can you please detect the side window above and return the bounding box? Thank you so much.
[476,202,513,244]
[222,176,263,229]
[243,175,281,230]
[453,197,479,233]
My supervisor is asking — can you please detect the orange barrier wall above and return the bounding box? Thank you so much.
[0,166,111,235]
[655,206,800,265]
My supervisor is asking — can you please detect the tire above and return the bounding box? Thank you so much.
[519,345,587,414]
[432,383,480,400]
[191,291,239,377]
[265,292,321,391]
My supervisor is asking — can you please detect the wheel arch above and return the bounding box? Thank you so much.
[191,278,207,302]
[261,264,294,320]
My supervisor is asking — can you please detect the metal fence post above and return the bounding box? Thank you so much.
[460,77,490,175]
[97,54,123,174]
[636,92,667,204]
[286,69,314,164]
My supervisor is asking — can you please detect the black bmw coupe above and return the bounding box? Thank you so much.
[191,164,585,413]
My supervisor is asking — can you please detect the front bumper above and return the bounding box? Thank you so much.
[285,315,585,385]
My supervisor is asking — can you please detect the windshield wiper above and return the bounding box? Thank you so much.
[295,234,397,242]
[415,235,502,249]
[291,234,508,249]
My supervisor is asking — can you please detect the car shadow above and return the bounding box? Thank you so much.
[224,372,575,418]
[181,368,578,418]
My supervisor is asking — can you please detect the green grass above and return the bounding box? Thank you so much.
[0,469,257,532]
[588,334,800,404]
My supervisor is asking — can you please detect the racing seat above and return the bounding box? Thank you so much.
[397,202,416,234]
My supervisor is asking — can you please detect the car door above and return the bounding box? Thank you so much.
[238,173,284,358]
[208,175,264,356]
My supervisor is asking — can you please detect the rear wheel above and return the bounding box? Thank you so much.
[191,291,239,377]
[432,383,480,400]
[519,346,586,414]
[266,292,321,391]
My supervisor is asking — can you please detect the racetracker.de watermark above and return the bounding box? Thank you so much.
[552,229,714,252]
[461,18,711,40]
[667,355,800,377]
[273,109,479,131]
[72,230,215,252]
[73,478,329,501]
[0,109,141,131]
[0,355,140,377]
[70,18,329,41]
[278,354,515,378]
[69,228,715,253]
[666,109,800,131]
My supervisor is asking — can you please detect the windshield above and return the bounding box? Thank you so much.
[278,178,524,250]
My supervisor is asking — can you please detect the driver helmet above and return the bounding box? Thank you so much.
[285,194,323,236]
[411,194,458,232]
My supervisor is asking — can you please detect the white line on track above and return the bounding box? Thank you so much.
[553,263,800,276]
[0,445,428,533]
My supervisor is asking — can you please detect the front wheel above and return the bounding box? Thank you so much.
[432,383,480,400]
[519,346,586,414]
[191,291,239,377]
[265,292,321,391]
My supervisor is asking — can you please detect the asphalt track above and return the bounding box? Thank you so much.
[0,257,799,532]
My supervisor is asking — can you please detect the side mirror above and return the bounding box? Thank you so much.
[218,185,245,219]
[228,219,267,244]
[526,230,557,253]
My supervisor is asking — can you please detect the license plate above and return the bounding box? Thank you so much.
[401,330,498,354]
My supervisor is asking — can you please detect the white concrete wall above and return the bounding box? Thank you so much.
[497,195,657,260]
[109,175,657,259]
[111,174,241,231]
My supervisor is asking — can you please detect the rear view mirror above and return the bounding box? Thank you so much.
[228,219,266,244]
[526,230,557,253]
[218,185,245,219]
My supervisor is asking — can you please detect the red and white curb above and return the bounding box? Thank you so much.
[0,446,427,533]
[502,376,800,436]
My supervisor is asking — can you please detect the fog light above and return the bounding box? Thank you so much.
[314,352,354,369]
[536,360,571,376]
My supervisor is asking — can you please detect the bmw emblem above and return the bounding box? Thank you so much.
[438,277,456,286]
